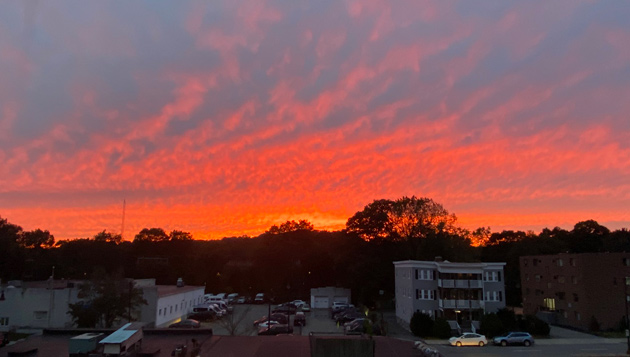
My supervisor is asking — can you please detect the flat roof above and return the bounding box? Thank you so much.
[100,323,141,344]
[156,285,205,298]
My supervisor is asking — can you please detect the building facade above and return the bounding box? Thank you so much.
[310,287,351,309]
[520,252,630,331]
[0,278,205,331]
[394,260,506,328]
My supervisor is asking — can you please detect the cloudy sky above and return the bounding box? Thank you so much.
[1,0,629,240]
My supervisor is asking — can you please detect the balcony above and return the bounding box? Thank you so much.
[439,299,484,309]
[438,279,483,288]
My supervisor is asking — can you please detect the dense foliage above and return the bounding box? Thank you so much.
[1,196,629,308]
[410,312,434,337]
[480,310,550,337]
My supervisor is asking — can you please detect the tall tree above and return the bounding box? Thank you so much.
[93,230,123,244]
[68,269,147,328]
[346,196,457,241]
[169,230,193,241]
[266,220,315,234]
[133,228,169,242]
[18,229,55,248]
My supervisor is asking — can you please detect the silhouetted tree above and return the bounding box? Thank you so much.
[169,230,193,241]
[133,228,169,242]
[18,229,55,249]
[93,230,122,244]
[266,220,315,234]
[68,269,147,328]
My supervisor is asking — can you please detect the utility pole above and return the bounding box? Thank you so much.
[121,199,126,241]
[625,277,629,355]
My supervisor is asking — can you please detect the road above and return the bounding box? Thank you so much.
[432,343,627,356]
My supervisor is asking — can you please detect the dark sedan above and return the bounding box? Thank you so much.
[169,319,201,328]
[258,324,294,335]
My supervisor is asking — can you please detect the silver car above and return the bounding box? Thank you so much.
[449,333,488,347]
[493,332,534,346]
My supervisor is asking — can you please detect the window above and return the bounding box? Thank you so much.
[419,269,433,280]
[535,275,542,282]
[558,276,566,284]
[575,312,581,321]
[557,259,564,267]
[533,259,538,266]
[570,258,576,266]
[571,276,578,284]
[524,259,528,267]
[0,317,9,326]
[485,271,501,282]
[573,293,579,302]
[525,274,529,281]
[418,290,434,300]
[33,311,48,320]
[623,258,630,266]
[415,269,419,280]
[543,298,556,311]
[170,306,173,313]
[557,292,565,301]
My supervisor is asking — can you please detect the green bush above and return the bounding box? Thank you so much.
[517,315,550,336]
[432,318,452,339]
[480,313,504,338]
[410,312,434,337]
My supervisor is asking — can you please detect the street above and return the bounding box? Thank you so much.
[431,342,627,356]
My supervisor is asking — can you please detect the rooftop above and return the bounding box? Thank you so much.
[156,284,205,298]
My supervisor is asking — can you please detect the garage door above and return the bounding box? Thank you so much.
[313,296,329,309]
[332,296,348,304]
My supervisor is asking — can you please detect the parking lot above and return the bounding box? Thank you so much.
[201,304,351,336]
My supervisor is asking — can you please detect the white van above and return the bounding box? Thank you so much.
[255,293,265,304]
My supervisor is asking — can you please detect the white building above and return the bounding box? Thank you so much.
[394,259,506,331]
[0,279,205,331]
[136,279,205,327]
[310,287,351,309]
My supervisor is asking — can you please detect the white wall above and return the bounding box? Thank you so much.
[0,284,81,331]
[154,288,205,327]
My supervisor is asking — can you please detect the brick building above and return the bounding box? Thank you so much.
[520,252,630,331]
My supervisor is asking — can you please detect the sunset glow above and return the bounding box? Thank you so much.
[1,1,629,240]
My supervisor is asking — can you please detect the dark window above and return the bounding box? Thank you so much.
[573,293,578,302]
[415,269,418,280]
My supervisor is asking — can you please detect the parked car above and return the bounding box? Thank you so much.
[258,320,280,328]
[169,319,201,328]
[188,310,216,322]
[344,317,367,328]
[335,310,364,324]
[293,312,306,327]
[332,307,356,320]
[290,300,306,308]
[301,304,311,312]
[449,333,488,347]
[273,305,297,315]
[254,293,266,304]
[237,296,246,304]
[344,319,369,335]
[254,313,288,326]
[332,302,352,312]
[227,293,239,303]
[493,332,534,347]
[258,324,294,335]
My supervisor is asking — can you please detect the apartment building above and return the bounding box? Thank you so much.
[520,252,630,331]
[394,259,506,328]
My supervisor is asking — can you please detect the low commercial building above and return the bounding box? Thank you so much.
[0,278,204,331]
[310,287,351,309]
[394,259,506,330]
[520,252,630,331]
[136,279,205,327]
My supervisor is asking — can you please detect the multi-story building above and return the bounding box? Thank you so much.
[520,252,630,331]
[394,259,506,329]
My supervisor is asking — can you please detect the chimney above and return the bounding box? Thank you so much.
[434,256,443,262]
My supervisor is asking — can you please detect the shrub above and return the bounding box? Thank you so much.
[432,318,452,339]
[589,316,600,332]
[410,312,434,337]
[517,315,550,336]
[496,308,517,331]
[480,313,504,338]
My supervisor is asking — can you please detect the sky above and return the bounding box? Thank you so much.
[1,0,629,240]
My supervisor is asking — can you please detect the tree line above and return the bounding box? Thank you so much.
[1,196,629,306]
